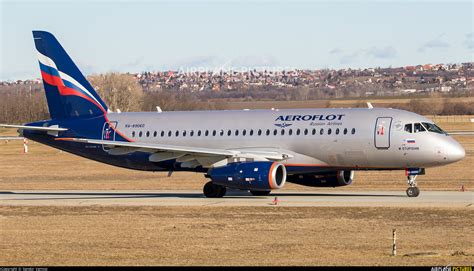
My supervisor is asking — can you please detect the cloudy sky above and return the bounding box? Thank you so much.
[1,0,473,80]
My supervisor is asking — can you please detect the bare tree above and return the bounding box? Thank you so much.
[88,73,143,112]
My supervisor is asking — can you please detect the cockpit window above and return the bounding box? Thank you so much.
[422,122,446,134]
[414,123,426,133]
[404,124,413,133]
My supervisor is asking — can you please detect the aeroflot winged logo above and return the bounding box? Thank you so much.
[274,114,345,127]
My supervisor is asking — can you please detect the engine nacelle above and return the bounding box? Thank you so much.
[208,162,287,191]
[286,170,354,187]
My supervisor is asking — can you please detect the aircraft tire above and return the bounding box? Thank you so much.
[203,182,226,198]
[250,190,271,196]
[406,187,420,197]
[217,186,227,198]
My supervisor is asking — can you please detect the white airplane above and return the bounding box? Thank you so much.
[0,31,466,198]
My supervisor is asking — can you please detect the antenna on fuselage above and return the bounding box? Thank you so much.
[367,102,374,109]
[156,106,162,113]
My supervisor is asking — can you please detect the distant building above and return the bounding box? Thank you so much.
[440,86,452,92]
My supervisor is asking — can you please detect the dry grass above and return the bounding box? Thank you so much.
[0,206,472,266]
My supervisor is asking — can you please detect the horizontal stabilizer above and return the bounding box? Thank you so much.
[0,136,25,140]
[0,124,68,132]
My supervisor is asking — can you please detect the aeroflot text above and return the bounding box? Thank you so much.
[275,114,345,122]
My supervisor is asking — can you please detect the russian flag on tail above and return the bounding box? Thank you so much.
[33,31,108,119]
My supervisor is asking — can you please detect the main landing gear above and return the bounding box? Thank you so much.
[202,182,272,198]
[250,190,271,196]
[406,175,420,197]
[203,181,227,198]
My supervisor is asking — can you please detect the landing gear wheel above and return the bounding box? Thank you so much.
[250,190,271,196]
[217,186,227,198]
[203,182,227,198]
[406,174,420,197]
[406,186,420,197]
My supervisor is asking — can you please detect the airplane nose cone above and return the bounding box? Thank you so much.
[449,141,465,162]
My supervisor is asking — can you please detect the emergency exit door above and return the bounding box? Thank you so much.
[374,117,392,149]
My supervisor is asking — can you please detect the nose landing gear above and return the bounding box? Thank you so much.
[406,175,420,197]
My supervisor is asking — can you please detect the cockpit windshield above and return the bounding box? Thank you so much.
[422,122,446,134]
[404,122,446,134]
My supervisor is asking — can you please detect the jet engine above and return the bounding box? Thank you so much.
[208,161,287,191]
[286,170,354,187]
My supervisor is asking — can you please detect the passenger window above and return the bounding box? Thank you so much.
[343,128,347,135]
[146,131,150,137]
[320,129,324,135]
[266,129,270,136]
[281,129,285,136]
[219,130,224,136]
[235,130,239,136]
[175,131,179,137]
[258,129,262,136]
[212,130,216,136]
[250,130,254,136]
[205,130,209,136]
[296,129,300,135]
[404,124,413,133]
[139,131,143,137]
[328,128,332,135]
[243,130,247,136]
[304,129,308,135]
[414,123,426,133]
[161,131,164,137]
[273,129,277,136]
[312,129,316,135]
[190,131,194,136]
[335,128,340,135]
[227,130,231,136]
[351,128,355,135]
[198,130,202,136]
[132,131,136,137]
[289,129,293,135]
[168,131,172,137]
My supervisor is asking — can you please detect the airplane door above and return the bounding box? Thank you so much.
[102,121,117,141]
[374,117,392,149]
[102,121,117,150]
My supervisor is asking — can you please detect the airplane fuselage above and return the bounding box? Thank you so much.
[25,107,465,175]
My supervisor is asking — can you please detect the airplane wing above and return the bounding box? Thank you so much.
[61,138,293,168]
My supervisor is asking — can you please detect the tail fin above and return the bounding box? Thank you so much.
[33,31,108,120]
